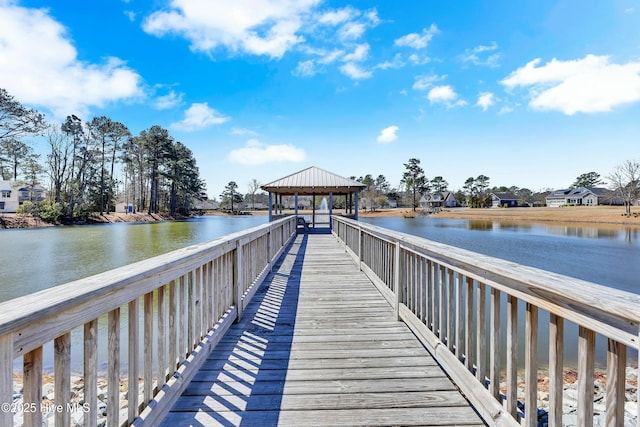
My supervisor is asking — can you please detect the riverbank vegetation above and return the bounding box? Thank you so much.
[1,88,206,224]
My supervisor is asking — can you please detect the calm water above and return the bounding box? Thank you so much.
[361,217,640,294]
[0,215,266,303]
[1,215,638,370]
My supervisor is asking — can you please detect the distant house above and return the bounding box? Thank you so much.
[115,202,135,213]
[0,181,46,213]
[490,192,519,208]
[384,198,398,209]
[545,187,599,207]
[419,192,460,210]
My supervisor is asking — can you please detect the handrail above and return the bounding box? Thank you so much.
[0,216,296,427]
[332,215,640,427]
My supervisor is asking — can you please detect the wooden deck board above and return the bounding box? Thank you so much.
[161,234,486,427]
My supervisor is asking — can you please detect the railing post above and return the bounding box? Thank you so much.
[234,240,244,321]
[394,240,401,321]
[358,225,362,270]
[0,335,13,427]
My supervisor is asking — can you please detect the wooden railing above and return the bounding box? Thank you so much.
[333,216,640,427]
[0,216,296,427]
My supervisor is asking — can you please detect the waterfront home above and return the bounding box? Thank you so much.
[419,191,460,210]
[545,187,599,207]
[0,180,46,213]
[490,192,518,208]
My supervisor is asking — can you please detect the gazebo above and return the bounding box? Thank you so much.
[261,166,367,232]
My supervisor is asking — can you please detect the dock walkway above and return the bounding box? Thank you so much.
[161,234,485,426]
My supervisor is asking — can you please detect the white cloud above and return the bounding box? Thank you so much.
[124,10,136,22]
[476,92,495,111]
[340,63,372,79]
[412,74,443,91]
[317,8,356,25]
[375,53,404,70]
[292,60,318,77]
[339,22,366,40]
[153,90,183,110]
[408,53,431,65]
[394,24,439,49]
[427,85,466,107]
[171,103,229,131]
[498,106,514,115]
[230,127,258,137]
[501,54,640,115]
[0,2,143,118]
[228,139,306,165]
[143,0,321,58]
[461,42,500,67]
[343,44,369,62]
[376,125,399,143]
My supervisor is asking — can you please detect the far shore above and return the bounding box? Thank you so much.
[2,205,640,230]
[358,205,640,226]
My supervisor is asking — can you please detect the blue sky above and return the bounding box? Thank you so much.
[1,0,640,198]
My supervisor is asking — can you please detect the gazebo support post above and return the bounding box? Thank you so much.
[329,192,333,231]
[355,192,359,221]
[268,192,273,222]
[312,195,316,228]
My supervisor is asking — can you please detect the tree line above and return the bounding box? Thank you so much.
[0,88,206,223]
[222,155,639,216]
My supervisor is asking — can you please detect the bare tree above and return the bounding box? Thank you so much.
[248,179,261,210]
[45,125,73,203]
[608,160,640,217]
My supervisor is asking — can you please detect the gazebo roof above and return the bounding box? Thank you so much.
[261,166,366,195]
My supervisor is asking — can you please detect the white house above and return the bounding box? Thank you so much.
[0,180,46,213]
[419,192,460,210]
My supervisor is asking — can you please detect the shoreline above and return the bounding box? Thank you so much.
[2,205,640,230]
[358,206,640,227]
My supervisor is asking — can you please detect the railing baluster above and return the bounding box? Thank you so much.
[0,335,12,427]
[577,326,595,427]
[84,319,98,427]
[490,288,501,400]
[465,276,474,372]
[179,276,186,359]
[525,303,538,427]
[448,269,455,352]
[169,280,177,371]
[157,285,166,387]
[107,308,120,427]
[455,272,464,360]
[143,292,153,405]
[549,313,564,427]
[54,332,71,427]
[506,295,518,419]
[128,299,139,424]
[24,346,43,427]
[476,282,487,385]
[606,339,626,427]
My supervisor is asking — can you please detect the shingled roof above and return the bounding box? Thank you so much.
[261,166,366,195]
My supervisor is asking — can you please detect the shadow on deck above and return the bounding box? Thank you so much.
[161,235,306,426]
[161,234,485,427]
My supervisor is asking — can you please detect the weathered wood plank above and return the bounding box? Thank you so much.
[162,234,484,427]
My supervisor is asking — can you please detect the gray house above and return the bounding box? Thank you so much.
[545,187,599,207]
[419,191,460,210]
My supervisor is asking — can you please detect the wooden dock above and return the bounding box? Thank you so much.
[160,234,485,427]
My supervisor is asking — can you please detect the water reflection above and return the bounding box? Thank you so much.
[360,217,640,294]
[0,215,267,303]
